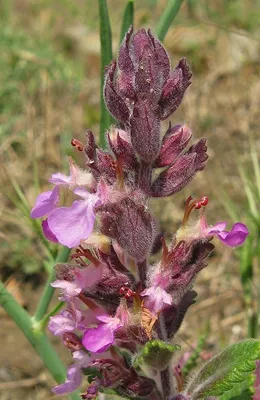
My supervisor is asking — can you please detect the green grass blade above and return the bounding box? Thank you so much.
[34,246,71,323]
[219,190,240,221]
[238,165,258,219]
[120,0,134,43]
[249,141,260,201]
[98,0,113,148]
[156,0,184,41]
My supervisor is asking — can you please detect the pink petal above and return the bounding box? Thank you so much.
[83,324,115,353]
[217,223,249,247]
[30,186,59,218]
[74,264,103,289]
[48,313,76,335]
[207,221,227,235]
[49,172,70,185]
[47,199,96,248]
[141,286,172,315]
[51,280,81,297]
[42,219,58,242]
[52,364,82,394]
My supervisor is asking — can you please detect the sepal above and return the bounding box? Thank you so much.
[133,339,180,371]
[98,197,154,261]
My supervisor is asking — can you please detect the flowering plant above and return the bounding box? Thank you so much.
[29,26,260,400]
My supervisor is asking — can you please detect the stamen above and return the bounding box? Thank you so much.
[70,246,100,266]
[182,196,209,225]
[71,138,84,151]
[119,286,136,299]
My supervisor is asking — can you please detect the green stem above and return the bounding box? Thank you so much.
[120,0,134,43]
[0,281,80,400]
[156,0,184,42]
[98,0,113,148]
[34,246,70,322]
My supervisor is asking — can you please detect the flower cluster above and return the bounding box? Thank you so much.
[31,27,249,399]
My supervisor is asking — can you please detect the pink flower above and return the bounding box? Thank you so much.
[30,186,59,219]
[50,263,104,301]
[141,269,173,315]
[50,280,82,301]
[83,314,122,353]
[207,222,249,247]
[30,160,99,248]
[141,285,172,315]
[47,189,100,248]
[48,309,84,336]
[82,305,129,353]
[52,350,90,395]
[179,197,249,248]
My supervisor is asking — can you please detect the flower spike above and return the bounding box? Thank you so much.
[30,27,249,400]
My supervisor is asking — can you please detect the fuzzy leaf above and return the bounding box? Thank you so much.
[219,371,255,400]
[185,339,260,399]
[133,339,180,371]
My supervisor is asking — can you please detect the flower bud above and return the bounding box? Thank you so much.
[125,375,156,397]
[151,138,208,197]
[63,332,82,351]
[104,61,130,122]
[154,124,192,168]
[108,128,138,170]
[130,101,161,162]
[159,58,192,120]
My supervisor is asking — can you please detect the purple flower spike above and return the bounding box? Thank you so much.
[83,314,122,353]
[208,222,249,247]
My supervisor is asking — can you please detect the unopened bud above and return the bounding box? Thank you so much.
[63,332,82,351]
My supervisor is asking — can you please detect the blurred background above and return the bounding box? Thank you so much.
[0,0,260,399]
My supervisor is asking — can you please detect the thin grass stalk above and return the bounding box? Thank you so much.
[120,0,134,43]
[156,0,184,41]
[34,246,71,323]
[98,0,113,148]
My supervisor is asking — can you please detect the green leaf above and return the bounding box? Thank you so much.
[156,0,184,42]
[219,372,255,400]
[133,339,180,371]
[120,0,134,43]
[185,339,260,399]
[98,0,113,148]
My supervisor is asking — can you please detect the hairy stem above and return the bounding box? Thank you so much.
[137,259,147,288]
[160,368,172,399]
[138,160,152,194]
[157,315,176,398]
